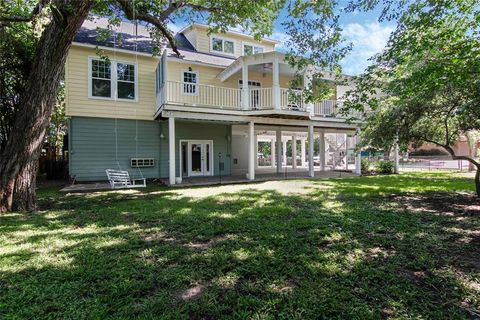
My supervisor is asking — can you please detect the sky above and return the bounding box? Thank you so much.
[167,3,396,76]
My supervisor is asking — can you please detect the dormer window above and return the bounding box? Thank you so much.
[243,43,264,56]
[211,37,234,55]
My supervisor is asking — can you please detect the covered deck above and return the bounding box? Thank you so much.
[60,169,356,193]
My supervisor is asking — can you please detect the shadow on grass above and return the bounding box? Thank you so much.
[0,173,479,319]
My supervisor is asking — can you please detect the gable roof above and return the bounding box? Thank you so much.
[179,22,280,45]
[73,16,235,67]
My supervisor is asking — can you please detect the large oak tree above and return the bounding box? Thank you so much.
[0,0,348,212]
[342,0,480,195]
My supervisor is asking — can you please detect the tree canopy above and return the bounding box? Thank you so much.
[342,0,480,194]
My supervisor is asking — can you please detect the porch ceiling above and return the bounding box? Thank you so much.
[216,51,297,82]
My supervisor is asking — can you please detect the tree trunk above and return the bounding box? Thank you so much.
[0,0,94,213]
[475,168,480,197]
[12,158,39,211]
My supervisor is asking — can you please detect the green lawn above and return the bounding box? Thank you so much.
[1,172,479,319]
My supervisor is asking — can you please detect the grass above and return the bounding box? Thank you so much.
[0,172,479,319]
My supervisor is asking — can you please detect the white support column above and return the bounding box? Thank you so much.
[276,130,282,173]
[308,125,315,177]
[301,138,306,167]
[319,131,325,171]
[168,117,176,185]
[271,138,276,168]
[282,140,287,166]
[272,54,281,109]
[248,121,255,180]
[345,134,349,171]
[355,129,362,175]
[254,134,258,169]
[241,62,249,110]
[394,140,400,174]
[292,135,297,169]
[304,67,314,116]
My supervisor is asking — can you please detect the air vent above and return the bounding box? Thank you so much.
[131,158,155,168]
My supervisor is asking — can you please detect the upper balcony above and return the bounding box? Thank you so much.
[158,80,345,118]
[156,51,356,120]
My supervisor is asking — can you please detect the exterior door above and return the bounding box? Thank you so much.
[239,80,261,109]
[187,140,213,176]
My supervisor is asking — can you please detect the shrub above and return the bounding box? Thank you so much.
[361,159,371,173]
[376,160,395,174]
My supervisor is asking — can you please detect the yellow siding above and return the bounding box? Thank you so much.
[183,26,197,48]
[167,61,294,88]
[191,25,276,57]
[165,61,295,108]
[65,45,159,120]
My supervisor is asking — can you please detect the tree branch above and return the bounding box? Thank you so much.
[0,0,48,25]
[115,0,180,55]
[115,0,223,56]
[418,136,480,169]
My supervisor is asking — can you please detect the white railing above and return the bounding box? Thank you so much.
[247,88,272,110]
[313,100,339,117]
[165,81,241,109]
[280,88,305,111]
[158,81,354,119]
[156,84,165,111]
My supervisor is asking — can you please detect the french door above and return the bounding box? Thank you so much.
[184,140,213,177]
[239,80,261,109]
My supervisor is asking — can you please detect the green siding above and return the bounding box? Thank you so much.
[69,117,232,181]
[159,120,232,177]
[70,117,161,181]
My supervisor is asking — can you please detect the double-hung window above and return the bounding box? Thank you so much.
[211,37,234,55]
[243,44,264,56]
[117,63,135,100]
[182,71,198,95]
[89,58,137,101]
[91,59,112,98]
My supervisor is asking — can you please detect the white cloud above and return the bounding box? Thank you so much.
[269,31,290,51]
[340,21,394,75]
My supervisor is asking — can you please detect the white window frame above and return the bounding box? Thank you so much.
[181,70,199,96]
[242,41,265,56]
[210,36,235,56]
[88,56,138,102]
[179,139,214,177]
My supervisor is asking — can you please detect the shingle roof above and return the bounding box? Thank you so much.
[74,17,234,67]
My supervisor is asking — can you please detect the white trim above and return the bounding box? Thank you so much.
[87,56,139,102]
[178,23,279,45]
[73,42,159,58]
[242,41,265,56]
[180,139,214,177]
[166,56,229,69]
[210,36,236,57]
[161,109,360,130]
[181,70,199,96]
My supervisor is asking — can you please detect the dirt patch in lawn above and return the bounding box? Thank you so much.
[390,192,480,272]
[390,192,480,216]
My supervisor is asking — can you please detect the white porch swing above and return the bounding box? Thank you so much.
[106,3,146,189]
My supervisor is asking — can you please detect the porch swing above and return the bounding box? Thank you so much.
[106,3,146,189]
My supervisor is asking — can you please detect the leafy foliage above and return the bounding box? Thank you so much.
[361,158,371,173]
[341,0,480,193]
[375,160,394,174]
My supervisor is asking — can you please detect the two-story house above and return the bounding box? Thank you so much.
[66,17,361,185]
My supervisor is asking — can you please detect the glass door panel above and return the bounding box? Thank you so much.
[190,143,203,176]
[205,143,211,175]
